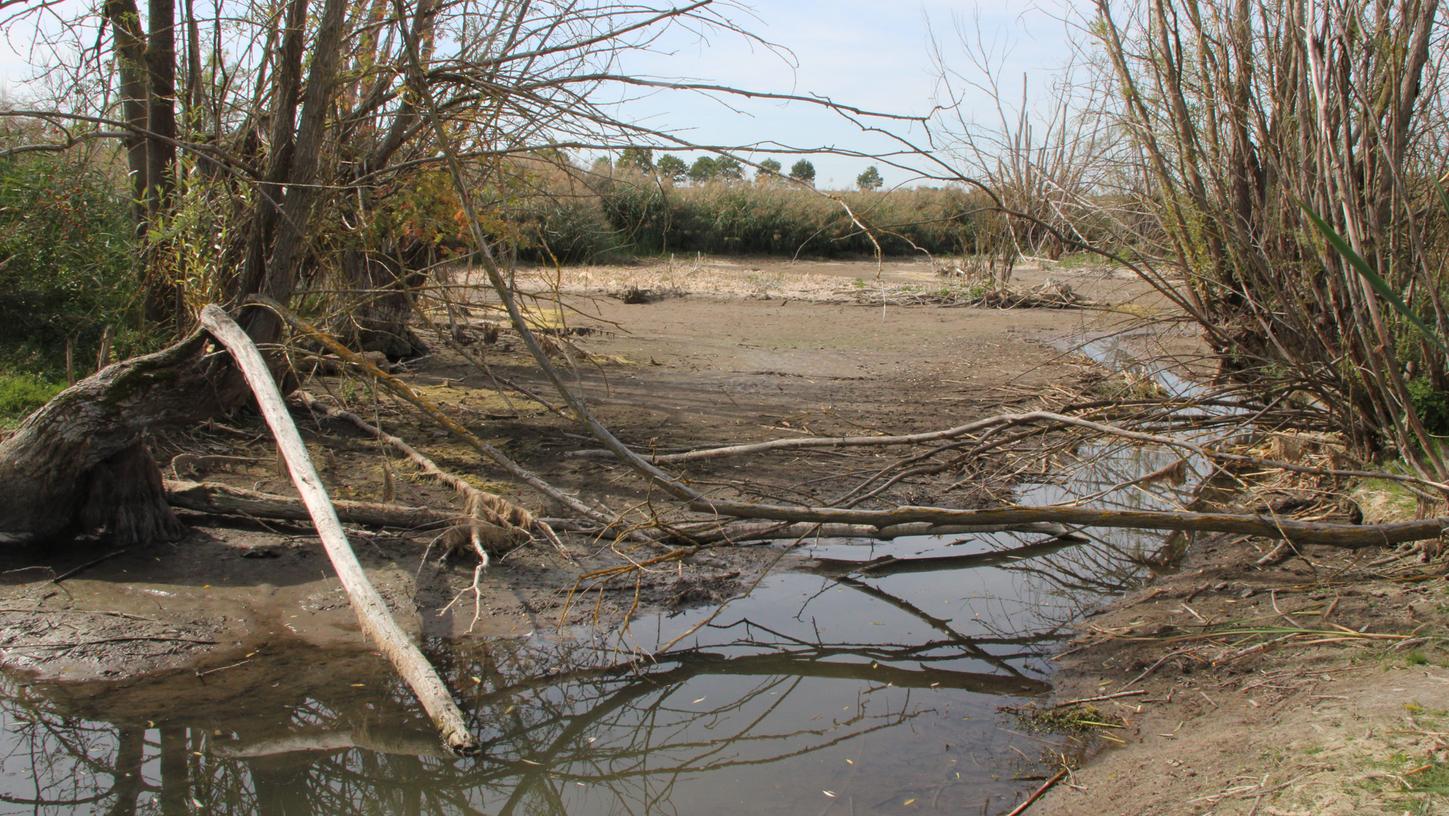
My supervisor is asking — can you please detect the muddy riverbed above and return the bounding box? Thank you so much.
[0,257,1207,814]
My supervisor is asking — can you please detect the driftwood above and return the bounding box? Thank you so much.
[1005,767,1070,816]
[678,520,1084,545]
[162,479,524,552]
[685,500,1449,548]
[199,305,478,756]
[566,410,1449,495]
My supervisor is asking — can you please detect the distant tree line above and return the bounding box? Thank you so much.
[592,147,883,191]
[495,151,983,261]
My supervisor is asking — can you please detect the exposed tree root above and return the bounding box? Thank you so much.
[0,329,210,546]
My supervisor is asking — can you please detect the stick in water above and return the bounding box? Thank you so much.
[199,304,478,756]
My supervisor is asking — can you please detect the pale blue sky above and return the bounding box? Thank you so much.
[609,0,1085,187]
[0,0,1086,188]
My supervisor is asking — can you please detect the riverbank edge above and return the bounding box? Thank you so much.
[1030,520,1449,815]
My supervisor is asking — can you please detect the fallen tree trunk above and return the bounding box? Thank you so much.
[670,520,1085,544]
[163,479,525,552]
[684,500,1449,548]
[199,304,478,756]
[0,331,211,546]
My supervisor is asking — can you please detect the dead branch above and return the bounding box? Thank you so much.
[677,500,1447,548]
[296,390,553,555]
[566,409,1449,495]
[199,304,477,756]
[162,479,523,551]
[681,520,1085,545]
[1005,767,1070,816]
[255,301,612,528]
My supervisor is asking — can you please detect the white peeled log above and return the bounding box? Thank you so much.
[198,304,477,756]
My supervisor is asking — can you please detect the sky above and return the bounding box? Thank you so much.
[0,0,1086,189]
[607,0,1087,188]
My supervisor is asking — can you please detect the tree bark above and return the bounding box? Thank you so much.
[338,246,429,360]
[0,332,209,545]
[102,0,149,230]
[142,0,182,329]
[163,479,523,552]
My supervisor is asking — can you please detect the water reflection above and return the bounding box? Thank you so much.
[0,450,1183,815]
[2,514,1126,816]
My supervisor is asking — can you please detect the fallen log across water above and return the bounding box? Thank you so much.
[168,477,1445,551]
[684,500,1449,549]
[198,304,478,756]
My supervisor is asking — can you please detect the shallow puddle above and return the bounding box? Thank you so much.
[0,534,1111,815]
[0,340,1222,815]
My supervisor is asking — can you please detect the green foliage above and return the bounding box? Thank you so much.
[656,155,687,183]
[789,159,816,186]
[595,177,670,252]
[0,155,138,370]
[596,182,978,257]
[715,157,744,182]
[757,158,783,184]
[508,193,615,263]
[856,165,883,191]
[617,146,654,174]
[1407,377,1449,435]
[0,372,64,428]
[687,156,718,184]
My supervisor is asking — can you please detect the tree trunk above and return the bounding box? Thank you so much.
[142,0,183,329]
[339,246,430,360]
[102,0,149,231]
[0,332,209,546]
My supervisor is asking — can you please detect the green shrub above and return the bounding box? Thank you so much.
[0,155,137,369]
[1407,376,1449,435]
[509,193,617,263]
[596,181,979,257]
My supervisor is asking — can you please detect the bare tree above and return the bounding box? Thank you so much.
[931,18,1115,284]
[0,0,766,545]
[1088,0,1449,479]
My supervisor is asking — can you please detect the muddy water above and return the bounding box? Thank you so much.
[0,343,1216,816]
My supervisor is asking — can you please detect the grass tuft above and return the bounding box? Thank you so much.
[0,373,64,428]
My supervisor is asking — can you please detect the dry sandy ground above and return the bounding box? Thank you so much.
[1034,527,1449,816]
